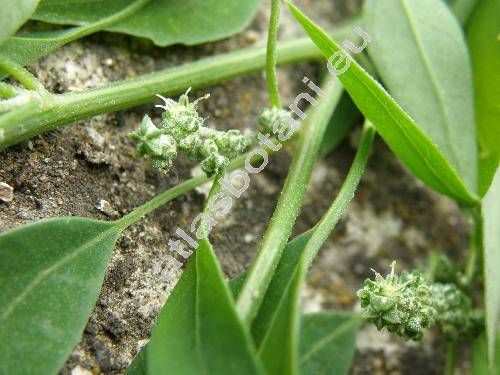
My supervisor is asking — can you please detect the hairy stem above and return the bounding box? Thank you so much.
[257,121,374,368]
[0,83,23,98]
[0,54,45,91]
[0,18,359,149]
[117,159,241,229]
[266,0,282,108]
[236,79,344,324]
[298,121,374,271]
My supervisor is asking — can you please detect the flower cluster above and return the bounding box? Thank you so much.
[258,106,293,134]
[129,88,248,176]
[357,262,483,341]
[357,262,434,340]
[430,283,483,340]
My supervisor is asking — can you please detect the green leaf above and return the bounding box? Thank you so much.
[466,0,500,196]
[472,333,500,374]
[0,174,211,374]
[285,1,478,206]
[128,239,263,375]
[481,166,500,364]
[255,233,312,374]
[320,92,361,156]
[300,312,361,375]
[32,0,262,47]
[0,0,39,47]
[0,217,121,375]
[0,0,149,79]
[364,0,478,194]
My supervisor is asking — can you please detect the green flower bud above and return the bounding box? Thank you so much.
[128,88,250,176]
[259,107,293,134]
[357,262,484,341]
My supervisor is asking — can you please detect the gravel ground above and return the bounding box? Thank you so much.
[0,0,474,374]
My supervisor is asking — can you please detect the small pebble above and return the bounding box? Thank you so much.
[0,182,14,202]
[97,199,119,217]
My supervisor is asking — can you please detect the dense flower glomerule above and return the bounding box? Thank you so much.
[430,283,483,340]
[357,262,434,340]
[357,262,483,341]
[258,106,293,134]
[129,88,248,176]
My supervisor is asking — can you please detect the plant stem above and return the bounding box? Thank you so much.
[116,173,210,230]
[444,340,457,375]
[258,121,374,369]
[235,79,344,324]
[0,83,23,98]
[115,135,284,229]
[0,18,359,149]
[465,206,483,284]
[117,159,243,229]
[298,121,374,271]
[0,54,46,91]
[266,0,282,108]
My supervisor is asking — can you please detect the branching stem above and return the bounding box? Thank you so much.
[236,79,344,324]
[0,18,359,149]
[0,83,24,98]
[0,54,45,91]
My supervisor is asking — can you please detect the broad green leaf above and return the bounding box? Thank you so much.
[128,239,262,375]
[0,217,121,375]
[320,92,361,156]
[472,333,500,374]
[467,0,500,196]
[364,0,478,195]
[0,0,39,47]
[32,0,262,47]
[286,1,478,206]
[482,167,500,363]
[0,0,149,79]
[300,312,360,375]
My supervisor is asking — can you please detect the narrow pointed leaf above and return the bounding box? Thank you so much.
[467,0,500,196]
[0,0,39,47]
[0,217,121,374]
[364,0,478,194]
[300,312,361,375]
[482,167,500,363]
[128,239,262,374]
[286,1,478,205]
[32,0,262,47]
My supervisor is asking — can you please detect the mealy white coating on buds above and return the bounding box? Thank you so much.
[128,88,248,176]
[258,106,293,134]
[357,261,483,341]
